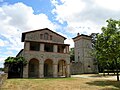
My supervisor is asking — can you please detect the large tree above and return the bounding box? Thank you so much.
[94,19,120,81]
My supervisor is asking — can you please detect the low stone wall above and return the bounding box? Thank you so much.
[70,62,98,74]
[0,73,8,86]
[70,62,83,74]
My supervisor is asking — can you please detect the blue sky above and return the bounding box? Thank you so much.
[0,0,120,67]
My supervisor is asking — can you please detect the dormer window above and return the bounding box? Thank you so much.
[44,33,49,40]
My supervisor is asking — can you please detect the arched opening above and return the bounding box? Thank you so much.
[28,58,39,78]
[7,64,21,78]
[44,59,53,77]
[58,60,67,77]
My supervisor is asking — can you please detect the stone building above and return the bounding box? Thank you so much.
[71,33,98,74]
[17,28,70,78]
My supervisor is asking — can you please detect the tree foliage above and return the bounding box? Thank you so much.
[94,19,120,81]
[5,57,27,66]
[70,48,75,62]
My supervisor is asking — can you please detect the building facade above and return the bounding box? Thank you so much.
[71,34,98,74]
[17,28,70,78]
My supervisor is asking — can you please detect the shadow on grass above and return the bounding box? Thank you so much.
[86,80,120,90]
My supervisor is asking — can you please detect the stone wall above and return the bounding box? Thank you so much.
[23,51,70,78]
[70,62,83,74]
[25,30,65,44]
[24,51,70,62]
[0,73,8,86]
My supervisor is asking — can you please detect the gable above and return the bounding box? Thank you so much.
[22,28,66,44]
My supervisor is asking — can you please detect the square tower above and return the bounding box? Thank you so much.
[73,34,97,73]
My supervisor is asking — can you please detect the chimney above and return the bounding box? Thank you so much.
[77,33,80,36]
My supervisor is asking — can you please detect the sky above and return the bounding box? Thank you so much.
[0,0,120,68]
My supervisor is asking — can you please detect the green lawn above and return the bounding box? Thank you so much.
[1,77,120,90]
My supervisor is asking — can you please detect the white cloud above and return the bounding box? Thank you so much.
[51,0,120,35]
[27,13,57,30]
[0,39,5,47]
[65,38,74,48]
[0,2,57,52]
[0,57,6,68]
[94,0,120,11]
[52,0,85,24]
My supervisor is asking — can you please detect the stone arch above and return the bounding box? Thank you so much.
[28,58,39,78]
[58,60,67,77]
[44,59,53,77]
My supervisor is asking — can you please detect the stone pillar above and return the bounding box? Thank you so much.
[39,63,44,78]
[25,42,30,51]
[65,46,69,53]
[64,48,66,53]
[66,46,69,53]
[23,64,28,78]
[54,45,58,52]
[40,43,44,51]
[66,64,70,77]
[53,64,58,77]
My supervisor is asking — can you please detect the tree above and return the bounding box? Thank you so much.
[90,33,98,48]
[4,56,27,78]
[70,48,75,62]
[94,19,120,81]
[0,68,4,71]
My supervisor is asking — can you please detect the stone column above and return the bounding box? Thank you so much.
[40,43,44,51]
[66,46,69,53]
[39,63,44,78]
[25,42,30,51]
[53,64,58,77]
[64,48,66,53]
[54,45,58,52]
[39,58,44,78]
[23,64,28,78]
[64,46,69,53]
[66,64,70,77]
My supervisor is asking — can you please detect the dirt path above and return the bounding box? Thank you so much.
[71,74,119,80]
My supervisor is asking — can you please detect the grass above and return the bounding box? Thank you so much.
[1,77,120,90]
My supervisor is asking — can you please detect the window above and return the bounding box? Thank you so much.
[88,65,90,68]
[40,34,43,39]
[44,44,53,52]
[58,45,65,53]
[44,33,49,40]
[30,42,40,51]
[50,35,52,40]
[78,56,79,59]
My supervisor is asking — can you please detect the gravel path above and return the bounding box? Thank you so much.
[71,74,119,80]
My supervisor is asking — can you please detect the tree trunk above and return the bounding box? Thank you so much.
[115,59,119,81]
[107,70,109,75]
[103,67,105,76]
[103,69,105,76]
[113,70,115,75]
